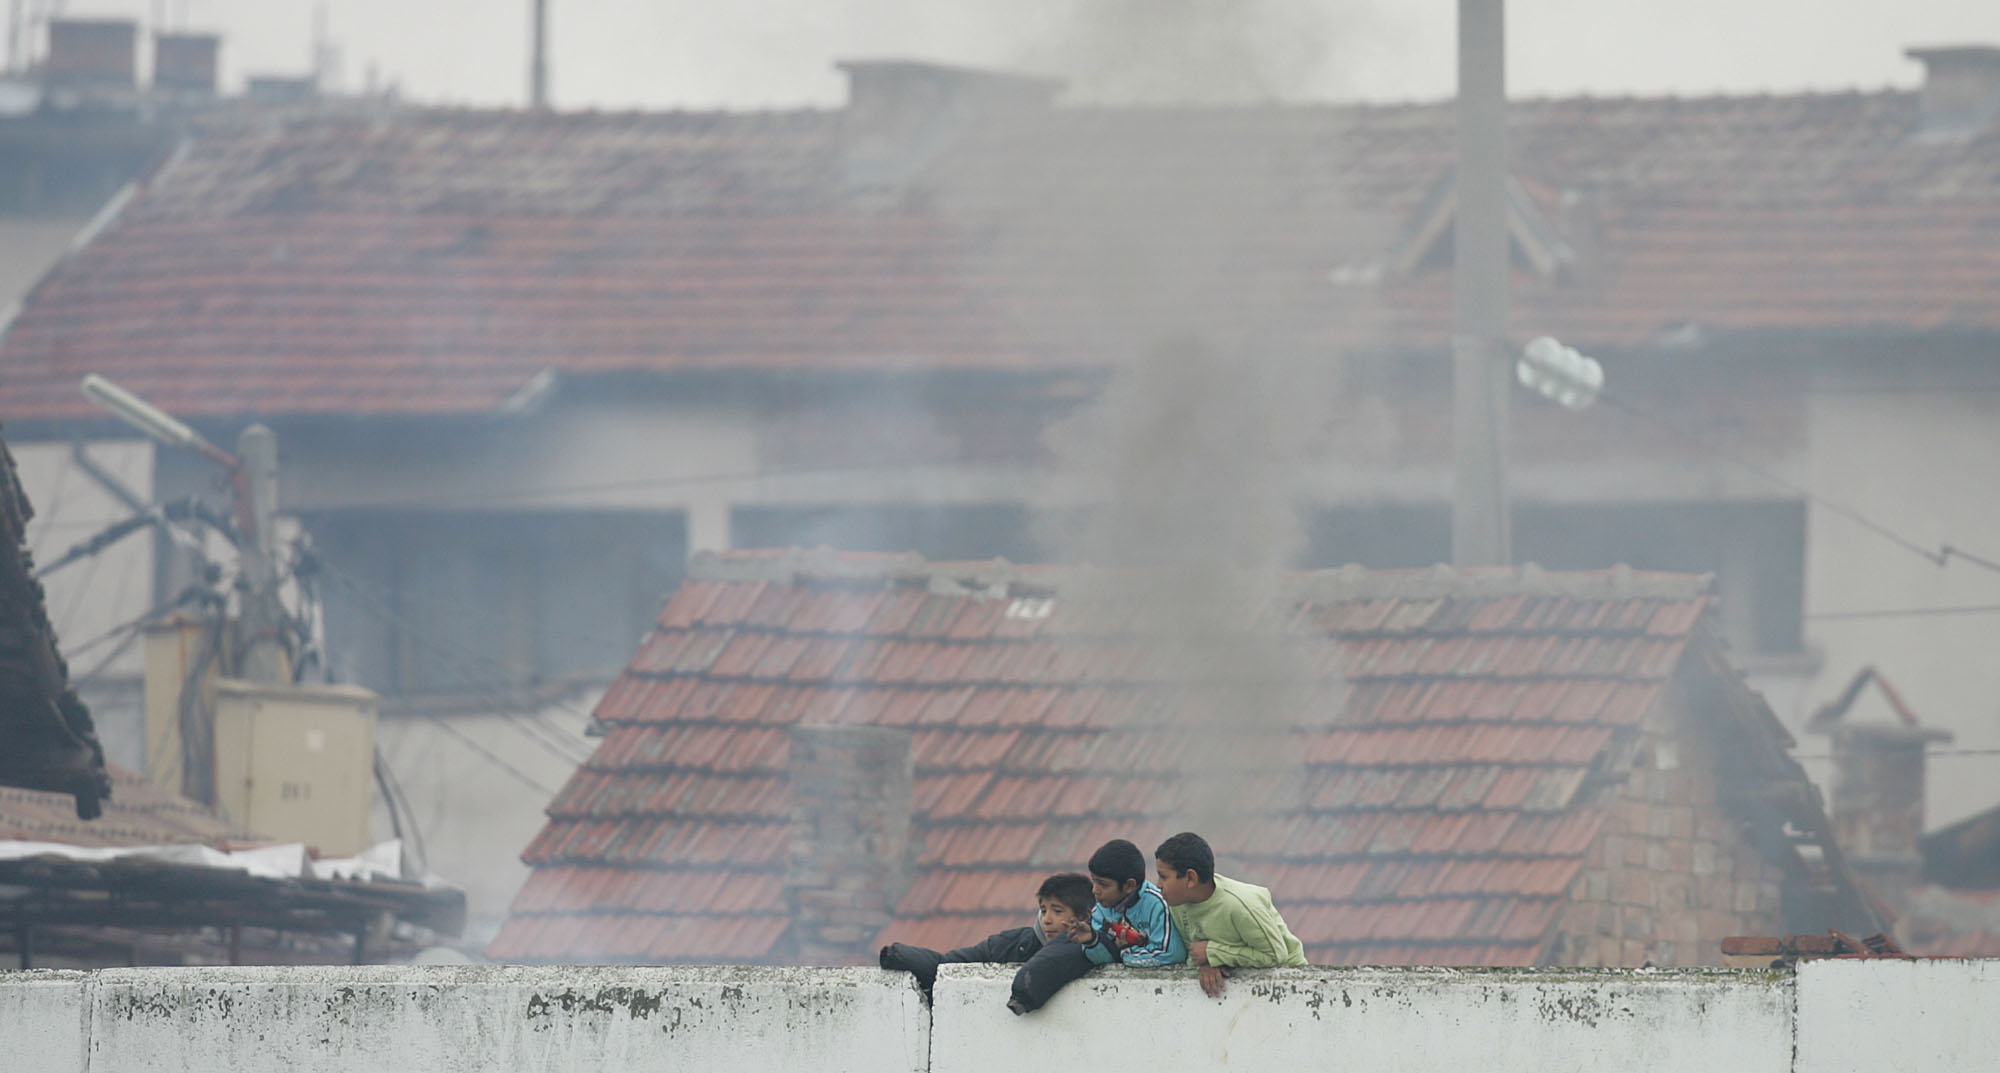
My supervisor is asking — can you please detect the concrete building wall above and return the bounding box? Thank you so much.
[10,439,156,771]
[1550,679,1788,966]
[370,698,600,944]
[0,218,89,305]
[1794,384,2000,830]
[9,961,1996,1073]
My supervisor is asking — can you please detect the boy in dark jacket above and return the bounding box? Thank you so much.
[879,872,1095,995]
[1006,839,1188,1015]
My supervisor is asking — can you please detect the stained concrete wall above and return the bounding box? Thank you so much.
[4,965,928,1073]
[1796,958,2000,1073]
[4,959,1999,1072]
[933,965,1792,1073]
[0,969,87,1072]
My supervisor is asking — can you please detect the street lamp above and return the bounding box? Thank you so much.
[80,374,289,683]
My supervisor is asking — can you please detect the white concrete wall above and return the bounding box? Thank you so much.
[0,969,88,1072]
[1796,958,2000,1073]
[934,965,1792,1073]
[4,965,927,1073]
[370,695,601,943]
[4,961,1998,1072]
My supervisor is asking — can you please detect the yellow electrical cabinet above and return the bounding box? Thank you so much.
[211,678,379,856]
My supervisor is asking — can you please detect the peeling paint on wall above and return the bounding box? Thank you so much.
[1,961,1995,1073]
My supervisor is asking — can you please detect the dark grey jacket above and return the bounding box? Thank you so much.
[879,925,1044,993]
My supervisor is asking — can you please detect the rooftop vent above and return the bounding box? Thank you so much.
[1907,46,2000,138]
[837,59,1061,192]
[153,33,221,96]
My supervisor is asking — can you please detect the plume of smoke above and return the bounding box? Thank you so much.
[1017,0,1378,104]
[1039,335,1332,850]
[919,1,1379,861]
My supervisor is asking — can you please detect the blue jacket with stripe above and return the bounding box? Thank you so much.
[1080,881,1188,967]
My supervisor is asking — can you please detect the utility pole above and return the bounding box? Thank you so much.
[6,0,24,73]
[233,424,289,685]
[529,0,548,109]
[1451,0,1511,566]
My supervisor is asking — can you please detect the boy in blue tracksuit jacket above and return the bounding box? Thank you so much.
[1006,838,1187,1015]
[1078,838,1188,968]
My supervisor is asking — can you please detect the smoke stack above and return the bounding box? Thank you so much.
[1809,667,1952,902]
[784,723,911,964]
[836,59,1061,192]
[153,33,220,96]
[1906,46,2000,138]
[44,18,138,92]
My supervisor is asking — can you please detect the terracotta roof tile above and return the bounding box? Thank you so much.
[497,555,1752,965]
[0,769,261,847]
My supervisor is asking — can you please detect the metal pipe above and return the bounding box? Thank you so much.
[529,0,548,109]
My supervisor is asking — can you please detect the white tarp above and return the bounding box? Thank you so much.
[0,838,408,883]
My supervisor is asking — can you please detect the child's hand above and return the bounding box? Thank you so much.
[1189,941,1209,965]
[1198,965,1231,998]
[1067,919,1095,944]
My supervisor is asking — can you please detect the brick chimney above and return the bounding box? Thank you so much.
[784,723,912,964]
[837,59,1061,191]
[153,33,221,96]
[1810,667,1952,903]
[44,18,138,92]
[1906,46,2000,137]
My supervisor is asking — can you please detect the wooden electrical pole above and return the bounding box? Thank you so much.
[1451,0,1511,566]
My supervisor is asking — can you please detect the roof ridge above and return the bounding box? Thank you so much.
[686,549,1716,602]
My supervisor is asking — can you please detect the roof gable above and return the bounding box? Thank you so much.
[492,551,1790,966]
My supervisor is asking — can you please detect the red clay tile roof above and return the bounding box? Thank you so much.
[493,550,1747,966]
[1896,886,2000,957]
[0,766,260,846]
[6,91,2000,421]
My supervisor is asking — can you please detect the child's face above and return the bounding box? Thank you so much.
[1089,873,1136,908]
[1038,897,1083,941]
[1154,858,1201,906]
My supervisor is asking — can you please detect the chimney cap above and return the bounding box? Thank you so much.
[1904,44,2000,138]
[835,57,1064,98]
[1905,44,2000,65]
[1831,722,1954,746]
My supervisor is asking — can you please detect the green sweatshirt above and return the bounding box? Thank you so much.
[1168,874,1308,969]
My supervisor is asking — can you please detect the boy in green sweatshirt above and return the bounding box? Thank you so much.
[1153,831,1307,997]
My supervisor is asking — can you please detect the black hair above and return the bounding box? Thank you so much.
[1087,838,1147,887]
[1155,831,1215,885]
[1036,872,1095,918]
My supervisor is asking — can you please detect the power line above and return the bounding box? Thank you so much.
[313,558,594,769]
[422,714,561,797]
[340,458,963,512]
[1595,388,2000,578]
[26,448,71,550]
[1808,605,2000,621]
[60,587,208,659]
[316,556,599,748]
[1793,748,2000,761]
[1806,385,2000,395]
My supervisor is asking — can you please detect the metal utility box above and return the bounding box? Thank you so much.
[211,678,379,856]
